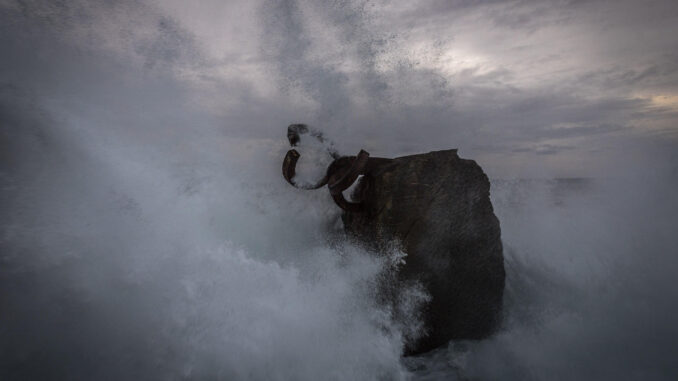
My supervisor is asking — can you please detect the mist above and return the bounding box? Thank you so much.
[2,0,678,380]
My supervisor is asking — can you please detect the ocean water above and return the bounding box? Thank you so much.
[3,103,677,380]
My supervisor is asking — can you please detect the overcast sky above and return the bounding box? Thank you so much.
[2,0,678,178]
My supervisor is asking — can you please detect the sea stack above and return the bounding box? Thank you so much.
[342,149,505,355]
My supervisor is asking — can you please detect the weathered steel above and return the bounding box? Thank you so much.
[281,124,371,211]
[282,149,329,190]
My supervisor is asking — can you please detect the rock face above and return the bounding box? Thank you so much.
[342,149,505,355]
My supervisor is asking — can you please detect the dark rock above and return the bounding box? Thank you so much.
[342,149,505,355]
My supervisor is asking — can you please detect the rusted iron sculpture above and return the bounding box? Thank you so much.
[282,124,505,356]
[282,123,389,212]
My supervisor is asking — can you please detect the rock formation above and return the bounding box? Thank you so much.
[343,149,505,355]
[282,125,505,355]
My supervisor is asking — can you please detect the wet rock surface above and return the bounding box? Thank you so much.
[342,149,505,355]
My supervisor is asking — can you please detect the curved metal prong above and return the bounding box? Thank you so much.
[282,149,301,185]
[327,150,369,212]
[282,149,329,190]
[287,124,340,159]
[332,192,364,212]
[287,124,309,147]
[328,150,369,195]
